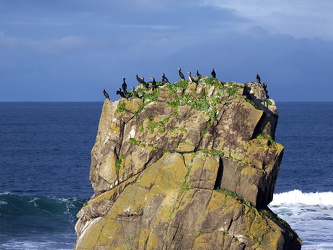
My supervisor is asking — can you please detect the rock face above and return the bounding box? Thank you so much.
[75,77,301,249]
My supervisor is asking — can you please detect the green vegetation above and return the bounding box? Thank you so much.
[200,129,208,136]
[146,117,170,133]
[248,235,263,248]
[210,149,224,158]
[115,159,122,170]
[135,86,149,96]
[134,88,161,116]
[116,154,126,170]
[158,128,165,133]
[120,77,245,123]
[166,80,189,93]
[161,117,170,124]
[191,151,199,157]
[116,102,126,113]
[148,144,159,150]
[163,78,242,120]
[178,165,192,200]
[166,100,180,108]
[217,188,255,209]
[266,99,272,106]
[256,134,276,147]
[246,99,259,109]
[241,159,248,166]
[138,122,144,132]
[202,148,224,158]
[142,90,159,102]
[147,122,159,132]
[204,77,218,86]
[129,138,141,145]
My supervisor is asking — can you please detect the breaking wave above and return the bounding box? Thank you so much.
[270,189,333,207]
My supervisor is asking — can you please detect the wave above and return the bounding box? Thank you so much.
[0,192,88,234]
[270,190,333,249]
[0,192,88,216]
[270,189,333,207]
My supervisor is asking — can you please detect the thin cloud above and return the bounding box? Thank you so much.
[0,32,107,53]
[118,24,178,31]
[201,0,333,40]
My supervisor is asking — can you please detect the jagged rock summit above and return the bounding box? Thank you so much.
[75,77,301,249]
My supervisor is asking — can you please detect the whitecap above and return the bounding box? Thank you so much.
[270,189,333,207]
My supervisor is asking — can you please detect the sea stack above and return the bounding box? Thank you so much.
[74,77,301,249]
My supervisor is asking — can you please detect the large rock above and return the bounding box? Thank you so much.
[75,78,301,249]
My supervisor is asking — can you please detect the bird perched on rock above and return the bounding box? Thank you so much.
[131,87,139,98]
[196,70,202,77]
[122,78,128,92]
[136,74,144,84]
[141,77,149,88]
[116,88,126,98]
[188,71,198,83]
[162,73,169,84]
[256,73,261,84]
[188,71,195,83]
[103,89,110,99]
[151,77,157,91]
[178,67,185,80]
[211,68,216,79]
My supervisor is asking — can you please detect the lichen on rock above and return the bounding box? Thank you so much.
[75,77,301,249]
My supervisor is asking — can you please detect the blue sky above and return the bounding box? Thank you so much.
[1,0,333,101]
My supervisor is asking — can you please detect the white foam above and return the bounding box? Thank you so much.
[269,190,333,249]
[270,189,333,207]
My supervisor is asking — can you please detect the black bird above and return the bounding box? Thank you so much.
[116,88,126,98]
[151,77,157,91]
[178,67,185,80]
[211,68,216,79]
[162,73,169,84]
[103,89,110,99]
[136,74,144,84]
[141,77,149,88]
[256,73,261,84]
[188,71,196,83]
[122,78,128,92]
[196,70,202,77]
[131,87,139,98]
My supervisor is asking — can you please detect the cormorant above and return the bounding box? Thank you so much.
[162,73,169,84]
[196,70,202,77]
[256,73,261,84]
[116,88,126,98]
[178,67,185,80]
[122,78,127,92]
[141,77,149,88]
[131,87,139,98]
[211,68,216,79]
[151,77,157,91]
[188,71,196,83]
[103,89,110,99]
[136,74,144,84]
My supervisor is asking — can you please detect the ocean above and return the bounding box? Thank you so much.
[0,102,332,249]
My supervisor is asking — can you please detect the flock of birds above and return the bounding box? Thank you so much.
[103,68,261,100]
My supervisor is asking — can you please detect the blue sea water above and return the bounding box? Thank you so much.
[0,102,332,249]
